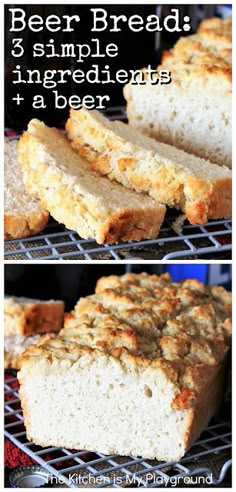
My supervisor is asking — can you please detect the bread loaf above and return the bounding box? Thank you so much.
[4,334,41,370]
[18,120,165,244]
[4,296,64,336]
[66,108,231,225]
[124,17,232,168]
[197,16,231,38]
[4,139,49,239]
[18,273,231,462]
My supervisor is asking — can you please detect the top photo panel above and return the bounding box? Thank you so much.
[4,4,232,261]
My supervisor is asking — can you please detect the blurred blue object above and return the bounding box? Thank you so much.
[216,4,232,18]
[165,265,207,283]
[165,265,231,289]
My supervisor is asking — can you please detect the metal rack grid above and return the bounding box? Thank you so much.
[4,107,232,260]
[5,374,232,488]
[4,214,232,261]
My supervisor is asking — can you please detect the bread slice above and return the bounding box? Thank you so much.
[5,334,41,370]
[18,120,165,244]
[4,139,49,240]
[18,272,231,461]
[66,109,231,225]
[4,296,65,336]
[124,16,232,168]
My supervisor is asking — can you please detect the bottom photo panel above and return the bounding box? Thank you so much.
[4,264,232,488]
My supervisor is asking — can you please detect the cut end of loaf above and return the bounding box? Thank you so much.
[18,356,190,461]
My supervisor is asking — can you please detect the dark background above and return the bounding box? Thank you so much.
[4,264,232,311]
[5,4,218,129]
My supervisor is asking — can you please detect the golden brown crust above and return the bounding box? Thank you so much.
[197,16,232,38]
[4,297,65,336]
[160,16,232,86]
[4,210,49,240]
[183,362,226,451]
[185,176,231,224]
[161,34,231,74]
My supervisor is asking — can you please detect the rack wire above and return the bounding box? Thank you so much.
[5,373,232,488]
[4,107,232,260]
[4,214,232,261]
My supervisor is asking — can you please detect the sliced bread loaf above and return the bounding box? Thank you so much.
[4,139,49,239]
[18,272,231,461]
[124,17,232,168]
[18,120,165,244]
[66,108,231,225]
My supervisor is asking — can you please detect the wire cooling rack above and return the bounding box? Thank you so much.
[5,373,232,488]
[4,107,232,260]
[4,214,232,261]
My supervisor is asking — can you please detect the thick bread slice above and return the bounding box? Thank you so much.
[66,109,231,225]
[5,334,41,370]
[4,296,65,336]
[18,273,231,461]
[18,120,165,244]
[4,139,49,239]
[124,17,232,168]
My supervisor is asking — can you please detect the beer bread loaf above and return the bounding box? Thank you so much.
[18,273,231,461]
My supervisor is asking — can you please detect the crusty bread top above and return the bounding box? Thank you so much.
[162,34,231,68]
[4,139,47,216]
[5,296,63,310]
[197,18,231,48]
[4,297,65,336]
[160,16,231,89]
[4,334,41,355]
[197,16,232,38]
[147,61,231,92]
[125,16,232,92]
[20,273,231,408]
